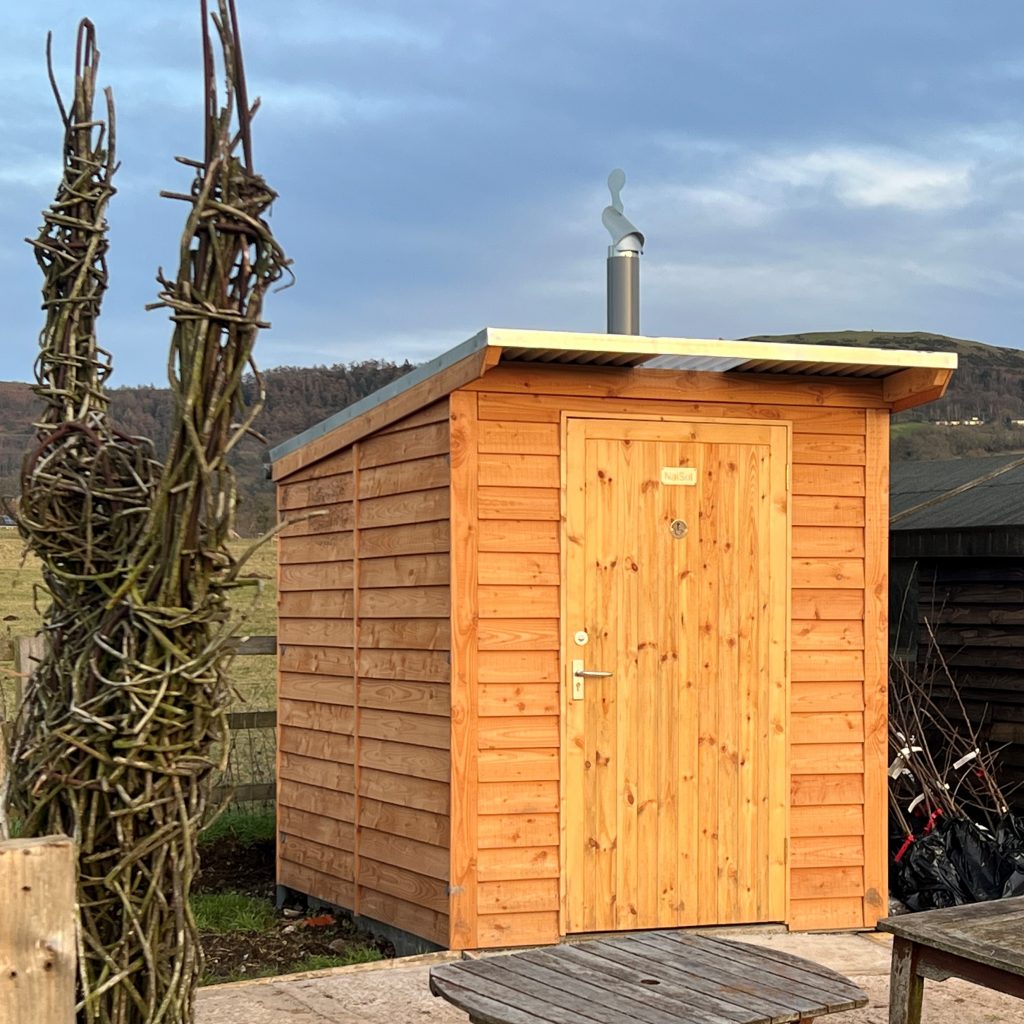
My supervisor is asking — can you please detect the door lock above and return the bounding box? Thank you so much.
[571,659,613,700]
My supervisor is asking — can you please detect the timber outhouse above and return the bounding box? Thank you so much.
[269,328,955,950]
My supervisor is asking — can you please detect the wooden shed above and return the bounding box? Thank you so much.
[268,328,955,951]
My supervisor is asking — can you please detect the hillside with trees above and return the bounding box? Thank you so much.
[3,331,1024,531]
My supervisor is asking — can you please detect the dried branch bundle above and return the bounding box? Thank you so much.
[3,3,289,1021]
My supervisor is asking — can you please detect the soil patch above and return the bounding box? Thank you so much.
[196,831,388,984]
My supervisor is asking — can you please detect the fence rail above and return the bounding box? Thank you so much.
[3,635,278,806]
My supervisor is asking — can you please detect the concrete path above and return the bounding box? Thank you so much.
[196,929,1021,1024]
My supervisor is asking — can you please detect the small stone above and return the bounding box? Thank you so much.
[327,939,348,954]
[281,924,296,934]
[281,907,302,918]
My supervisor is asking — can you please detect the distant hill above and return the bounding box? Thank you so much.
[0,359,413,535]
[3,331,1024,528]
[743,331,1024,462]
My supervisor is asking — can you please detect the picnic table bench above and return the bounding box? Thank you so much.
[430,930,868,1024]
[878,895,1024,1024]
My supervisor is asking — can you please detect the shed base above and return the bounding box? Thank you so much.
[275,885,445,958]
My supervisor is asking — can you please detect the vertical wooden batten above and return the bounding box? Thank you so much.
[862,408,890,926]
[352,442,363,917]
[448,391,479,948]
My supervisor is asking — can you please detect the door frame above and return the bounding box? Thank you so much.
[558,411,792,935]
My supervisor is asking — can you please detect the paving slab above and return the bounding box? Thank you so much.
[195,931,1024,1024]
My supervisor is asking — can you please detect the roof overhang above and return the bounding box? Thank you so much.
[270,327,957,480]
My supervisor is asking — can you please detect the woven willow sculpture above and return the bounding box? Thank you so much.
[4,3,288,1021]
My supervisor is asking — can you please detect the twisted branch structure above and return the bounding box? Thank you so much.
[4,4,289,1021]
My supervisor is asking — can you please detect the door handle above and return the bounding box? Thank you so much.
[571,659,613,700]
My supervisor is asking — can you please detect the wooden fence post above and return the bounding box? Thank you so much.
[0,835,76,1024]
[1,636,45,795]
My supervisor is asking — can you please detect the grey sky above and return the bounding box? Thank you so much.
[4,1,1024,384]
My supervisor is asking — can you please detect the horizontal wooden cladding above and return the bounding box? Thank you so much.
[360,618,450,651]
[359,553,449,588]
[358,488,449,529]
[279,805,354,853]
[278,448,354,484]
[279,618,354,646]
[478,814,559,848]
[791,743,864,776]
[360,768,449,815]
[359,680,449,716]
[792,434,866,466]
[791,650,864,681]
[377,400,450,436]
[279,778,354,823]
[359,797,450,847]
[477,846,559,882]
[360,828,449,882]
[359,886,447,948]
[280,673,354,706]
[792,527,864,559]
[791,589,864,620]
[478,552,559,586]
[792,496,865,528]
[359,709,450,749]
[478,487,559,521]
[791,866,864,900]
[479,586,559,618]
[358,455,449,499]
[791,773,865,806]
[476,392,870,432]
[477,878,559,914]
[478,421,559,455]
[279,751,354,792]
[358,649,450,683]
[478,619,559,651]
[478,520,558,553]
[280,699,354,736]
[479,781,559,815]
[791,620,864,650]
[788,896,865,931]
[791,803,864,837]
[791,836,865,869]
[479,683,559,718]
[792,465,865,497]
[477,717,560,749]
[358,420,449,469]
[791,681,864,713]
[791,711,864,745]
[280,834,353,881]
[476,911,559,947]
[791,559,864,589]
[279,472,353,511]
[279,591,354,618]
[279,726,354,765]
[279,644,354,677]
[468,365,886,409]
[478,749,559,783]
[359,586,449,618]
[280,503,353,537]
[359,858,448,914]
[359,520,450,557]
[279,861,354,914]
[279,561,353,592]
[478,651,559,684]
[359,738,450,783]
[279,531,353,563]
[478,454,560,488]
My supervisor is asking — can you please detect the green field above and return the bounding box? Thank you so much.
[0,527,278,797]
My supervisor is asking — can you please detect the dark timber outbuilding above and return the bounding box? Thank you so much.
[268,327,955,950]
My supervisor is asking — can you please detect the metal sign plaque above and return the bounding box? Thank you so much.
[661,466,697,486]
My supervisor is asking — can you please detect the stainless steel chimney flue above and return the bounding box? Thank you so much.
[602,169,644,335]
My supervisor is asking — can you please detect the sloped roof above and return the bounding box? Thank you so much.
[270,327,956,480]
[891,454,1024,530]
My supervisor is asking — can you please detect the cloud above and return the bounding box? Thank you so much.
[752,147,973,212]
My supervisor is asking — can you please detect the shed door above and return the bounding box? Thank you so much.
[564,418,789,933]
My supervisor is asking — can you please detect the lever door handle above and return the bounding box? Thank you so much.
[574,669,613,678]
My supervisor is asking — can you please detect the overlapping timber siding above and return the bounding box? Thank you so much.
[447,364,889,944]
[277,399,452,946]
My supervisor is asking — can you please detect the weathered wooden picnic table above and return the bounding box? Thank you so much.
[878,895,1024,1024]
[429,930,868,1024]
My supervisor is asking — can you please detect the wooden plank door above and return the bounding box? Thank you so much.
[564,418,789,933]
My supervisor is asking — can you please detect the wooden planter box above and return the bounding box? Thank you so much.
[270,328,955,950]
